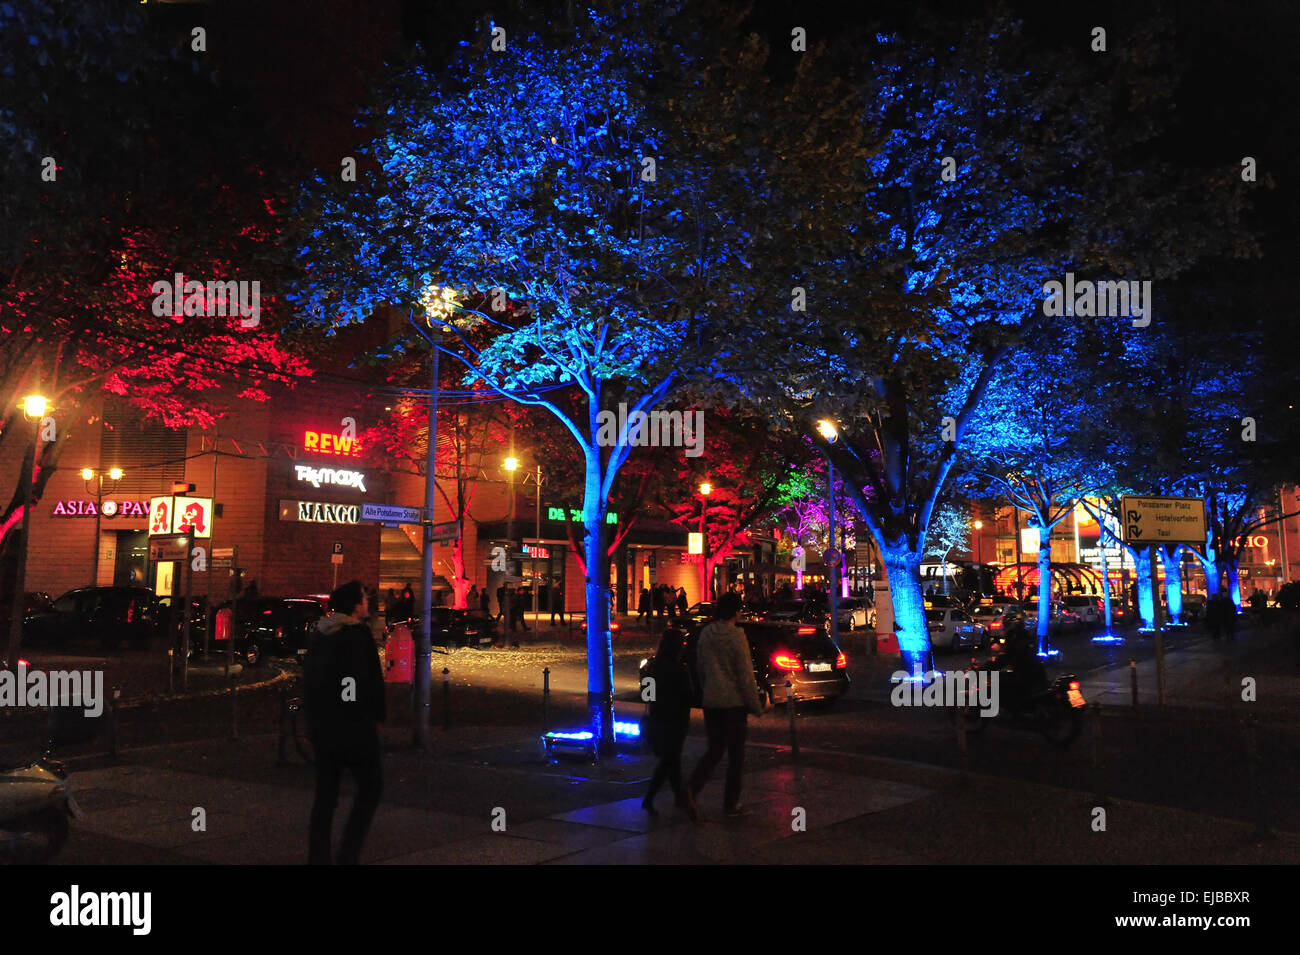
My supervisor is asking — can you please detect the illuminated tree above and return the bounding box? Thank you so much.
[291,12,778,748]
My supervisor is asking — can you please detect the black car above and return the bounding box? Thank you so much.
[639,616,849,706]
[391,608,497,649]
[241,597,326,663]
[24,586,162,649]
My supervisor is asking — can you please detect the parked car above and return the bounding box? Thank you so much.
[1022,599,1077,633]
[1062,594,1103,625]
[639,616,849,706]
[1181,593,1206,619]
[969,604,1007,639]
[224,597,327,663]
[23,586,162,649]
[926,607,984,651]
[392,608,497,649]
[923,593,965,610]
[836,598,875,631]
[762,599,830,627]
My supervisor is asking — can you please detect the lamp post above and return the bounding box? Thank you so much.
[82,467,124,586]
[698,482,712,603]
[505,456,518,630]
[8,394,48,667]
[816,419,840,652]
[533,464,541,617]
[973,520,983,595]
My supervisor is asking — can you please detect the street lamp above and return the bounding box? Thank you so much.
[815,419,840,651]
[698,482,712,603]
[504,455,518,631]
[82,467,125,586]
[973,520,984,593]
[7,394,49,666]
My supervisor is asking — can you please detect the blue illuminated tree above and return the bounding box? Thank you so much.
[291,14,775,747]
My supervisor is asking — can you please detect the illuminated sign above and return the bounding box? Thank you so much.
[303,430,362,457]
[688,532,703,555]
[547,507,618,524]
[279,500,361,525]
[149,495,212,538]
[1244,535,1270,549]
[295,464,367,492]
[522,544,550,559]
[50,499,150,518]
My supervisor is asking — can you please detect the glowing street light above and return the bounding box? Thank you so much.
[504,456,519,472]
[82,467,126,585]
[21,395,47,419]
[699,482,712,602]
[813,418,841,644]
[816,419,838,443]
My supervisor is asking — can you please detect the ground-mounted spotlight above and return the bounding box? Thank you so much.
[541,720,643,761]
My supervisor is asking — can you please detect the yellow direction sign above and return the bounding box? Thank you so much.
[1119,495,1207,545]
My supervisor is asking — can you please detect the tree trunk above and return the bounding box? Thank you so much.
[880,544,931,679]
[1200,528,1222,597]
[1224,555,1242,611]
[1135,548,1155,630]
[1160,545,1184,624]
[1035,534,1053,652]
[582,465,615,754]
[449,537,470,610]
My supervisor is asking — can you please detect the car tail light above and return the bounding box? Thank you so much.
[796,626,816,634]
[275,626,285,641]
[835,651,847,669]
[772,652,801,671]
[1069,681,1080,691]
[126,600,135,624]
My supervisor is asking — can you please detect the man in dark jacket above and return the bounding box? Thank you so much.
[305,580,386,865]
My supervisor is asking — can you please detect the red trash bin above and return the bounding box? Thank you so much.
[385,623,414,683]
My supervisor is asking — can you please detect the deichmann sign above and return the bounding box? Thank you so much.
[1119,495,1207,545]
[547,507,618,524]
[49,499,151,518]
[279,500,361,525]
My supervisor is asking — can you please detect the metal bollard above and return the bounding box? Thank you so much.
[1129,659,1138,707]
[1243,713,1270,840]
[442,667,451,730]
[543,667,550,733]
[786,681,798,759]
[109,685,121,758]
[230,683,238,740]
[168,648,174,696]
[1090,702,1108,804]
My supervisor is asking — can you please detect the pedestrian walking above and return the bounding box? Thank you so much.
[1206,591,1223,641]
[467,584,479,612]
[495,584,507,623]
[508,585,529,641]
[1224,594,1238,643]
[637,587,651,625]
[480,585,490,615]
[652,585,665,619]
[305,580,385,865]
[688,592,765,817]
[642,627,699,821]
[676,587,688,617]
[549,584,566,625]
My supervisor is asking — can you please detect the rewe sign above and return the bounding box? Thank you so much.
[303,430,362,457]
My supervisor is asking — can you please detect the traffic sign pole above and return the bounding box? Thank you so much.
[1150,544,1167,706]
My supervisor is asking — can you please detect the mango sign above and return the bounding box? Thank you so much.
[303,430,362,457]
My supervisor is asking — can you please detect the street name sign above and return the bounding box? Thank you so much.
[430,520,460,543]
[1119,495,1207,545]
[360,503,422,524]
